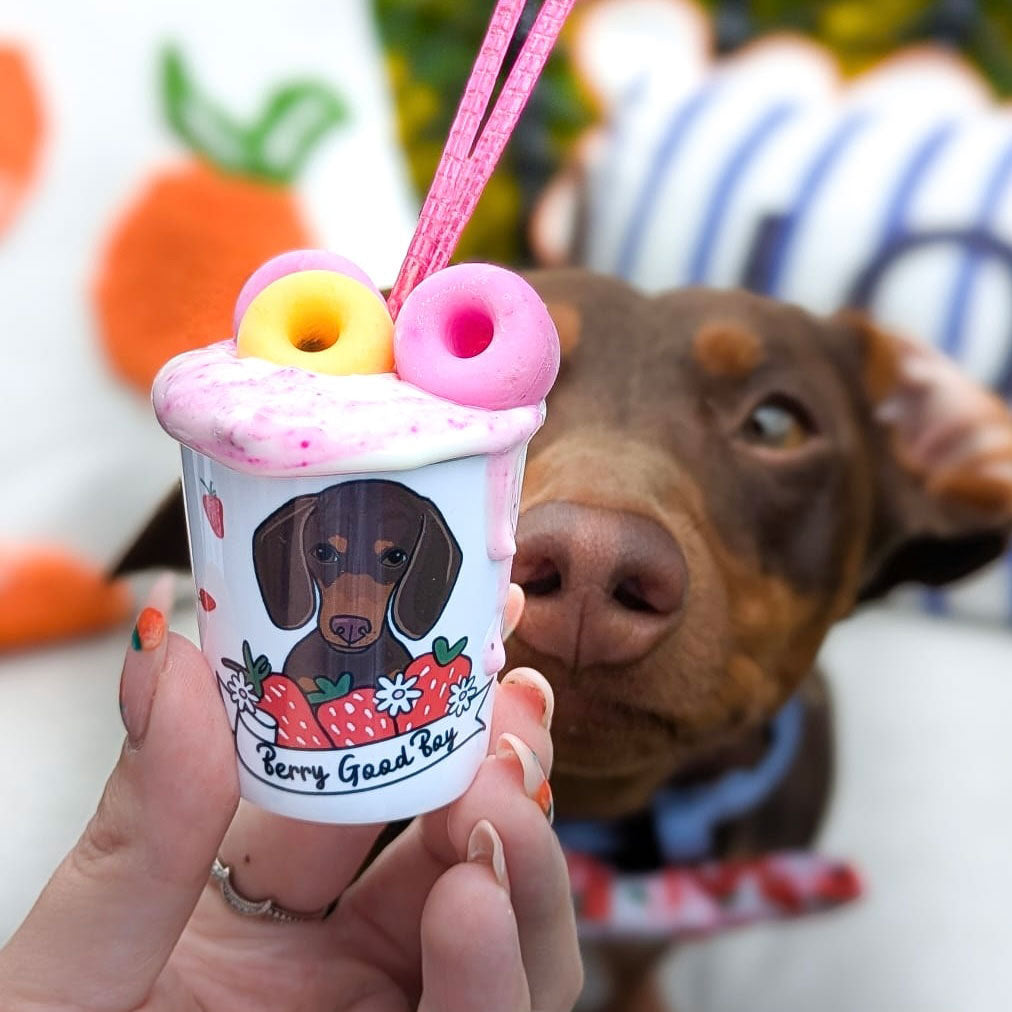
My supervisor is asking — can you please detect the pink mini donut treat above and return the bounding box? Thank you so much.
[393,263,560,410]
[232,249,383,337]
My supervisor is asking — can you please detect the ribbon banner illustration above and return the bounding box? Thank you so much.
[218,674,494,797]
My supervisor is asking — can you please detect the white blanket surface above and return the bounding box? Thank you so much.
[1,602,1010,1010]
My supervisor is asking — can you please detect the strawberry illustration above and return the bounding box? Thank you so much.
[222,641,328,749]
[197,588,216,611]
[401,636,474,731]
[200,479,224,538]
[318,688,398,748]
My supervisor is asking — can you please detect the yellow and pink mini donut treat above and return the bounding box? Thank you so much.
[154,251,560,476]
[233,250,558,410]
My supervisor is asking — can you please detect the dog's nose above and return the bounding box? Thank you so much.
[330,615,372,645]
[513,503,686,667]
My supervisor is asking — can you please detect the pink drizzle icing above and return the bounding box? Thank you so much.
[153,341,543,478]
[481,445,527,675]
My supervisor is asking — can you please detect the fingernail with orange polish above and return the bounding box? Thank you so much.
[501,667,554,729]
[496,732,554,823]
[119,575,174,746]
[467,819,510,892]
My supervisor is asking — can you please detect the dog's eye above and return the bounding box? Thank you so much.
[380,547,408,567]
[740,397,814,450]
[312,543,341,563]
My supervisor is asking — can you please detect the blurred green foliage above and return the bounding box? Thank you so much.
[374,0,592,265]
[375,0,1012,266]
[707,1,1012,89]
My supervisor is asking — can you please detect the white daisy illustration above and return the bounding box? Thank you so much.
[225,671,258,714]
[447,675,479,717]
[374,672,422,717]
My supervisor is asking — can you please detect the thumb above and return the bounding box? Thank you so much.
[0,578,238,1008]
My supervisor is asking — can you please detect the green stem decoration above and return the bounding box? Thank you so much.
[161,46,349,184]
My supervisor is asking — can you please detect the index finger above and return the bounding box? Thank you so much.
[0,601,238,1008]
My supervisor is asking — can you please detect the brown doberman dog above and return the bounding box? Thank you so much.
[115,269,1012,1011]
[253,480,461,692]
[507,270,1012,1010]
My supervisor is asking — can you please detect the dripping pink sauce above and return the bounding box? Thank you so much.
[153,341,544,478]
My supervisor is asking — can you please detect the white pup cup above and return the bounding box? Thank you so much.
[179,448,529,823]
[153,256,558,824]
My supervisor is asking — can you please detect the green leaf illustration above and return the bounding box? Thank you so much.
[306,672,354,705]
[432,635,468,666]
[161,45,348,184]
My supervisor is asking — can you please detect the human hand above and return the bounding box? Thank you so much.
[0,581,582,1011]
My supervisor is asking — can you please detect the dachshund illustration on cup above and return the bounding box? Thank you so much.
[252,479,462,692]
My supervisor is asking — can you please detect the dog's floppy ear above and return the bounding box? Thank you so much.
[544,298,582,359]
[523,269,586,362]
[109,483,190,576]
[840,313,1012,600]
[391,500,462,639]
[253,494,319,629]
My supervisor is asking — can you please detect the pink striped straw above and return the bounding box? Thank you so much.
[387,0,577,319]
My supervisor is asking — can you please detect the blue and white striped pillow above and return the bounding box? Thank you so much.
[537,8,1012,623]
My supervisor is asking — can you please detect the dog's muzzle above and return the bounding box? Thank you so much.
[330,614,372,645]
